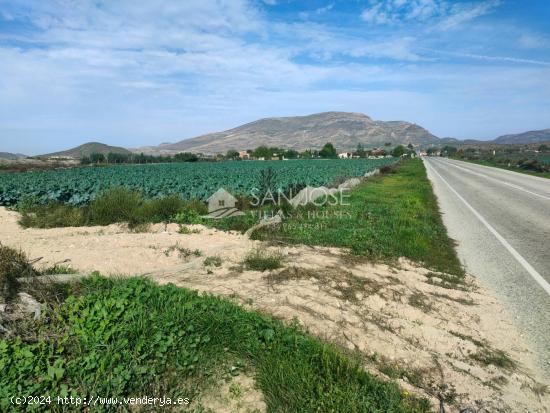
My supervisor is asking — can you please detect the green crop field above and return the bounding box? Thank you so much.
[0,158,395,206]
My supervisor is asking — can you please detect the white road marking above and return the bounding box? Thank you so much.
[434,158,550,202]
[425,159,550,296]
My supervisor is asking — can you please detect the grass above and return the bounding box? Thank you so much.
[243,248,283,271]
[41,264,79,275]
[0,275,431,413]
[255,159,464,276]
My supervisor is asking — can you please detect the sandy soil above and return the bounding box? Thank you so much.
[1,207,548,412]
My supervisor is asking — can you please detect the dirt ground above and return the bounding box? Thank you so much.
[1,207,548,412]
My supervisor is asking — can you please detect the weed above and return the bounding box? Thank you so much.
[179,225,201,234]
[164,244,202,260]
[424,272,468,291]
[431,292,475,306]
[408,291,433,313]
[448,330,485,347]
[0,244,38,302]
[267,266,383,303]
[41,265,78,275]
[243,248,283,271]
[228,383,243,399]
[470,348,516,370]
[204,256,222,267]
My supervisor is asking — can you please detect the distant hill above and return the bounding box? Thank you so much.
[493,129,550,145]
[41,142,131,159]
[0,152,26,160]
[138,112,440,154]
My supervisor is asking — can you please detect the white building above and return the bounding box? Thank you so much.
[338,152,353,159]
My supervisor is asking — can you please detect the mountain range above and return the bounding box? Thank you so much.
[42,142,131,158]
[0,152,27,160]
[21,112,550,158]
[138,112,440,155]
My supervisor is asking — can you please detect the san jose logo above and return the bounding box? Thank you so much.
[204,186,351,220]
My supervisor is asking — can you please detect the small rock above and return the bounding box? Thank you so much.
[17,292,41,320]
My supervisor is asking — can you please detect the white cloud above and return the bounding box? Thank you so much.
[517,34,549,49]
[361,0,500,30]
[438,0,501,31]
[0,0,549,152]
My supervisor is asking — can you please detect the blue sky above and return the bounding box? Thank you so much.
[0,0,549,155]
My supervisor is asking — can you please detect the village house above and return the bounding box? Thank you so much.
[238,150,250,159]
[206,188,237,213]
[205,188,245,219]
[338,152,353,159]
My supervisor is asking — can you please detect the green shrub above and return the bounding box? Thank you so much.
[0,245,38,302]
[19,202,86,228]
[184,199,208,215]
[243,248,283,271]
[88,188,142,225]
[139,194,186,223]
[174,208,204,225]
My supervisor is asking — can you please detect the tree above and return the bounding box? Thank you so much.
[89,153,105,164]
[174,152,198,162]
[355,143,366,158]
[107,152,129,164]
[442,145,457,157]
[225,150,240,160]
[283,149,299,159]
[299,150,313,159]
[538,144,548,152]
[252,146,282,159]
[319,143,337,158]
[407,143,414,150]
[384,142,392,147]
[391,145,406,157]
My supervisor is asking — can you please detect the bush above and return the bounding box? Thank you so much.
[243,248,283,271]
[0,244,38,302]
[174,208,204,225]
[88,188,142,225]
[140,195,186,223]
[19,202,86,228]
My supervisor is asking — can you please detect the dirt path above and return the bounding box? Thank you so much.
[1,207,548,412]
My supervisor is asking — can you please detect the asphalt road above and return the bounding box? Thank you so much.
[423,157,550,377]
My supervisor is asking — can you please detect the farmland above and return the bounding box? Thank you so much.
[0,158,395,206]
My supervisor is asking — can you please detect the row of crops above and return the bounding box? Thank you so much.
[0,158,396,206]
